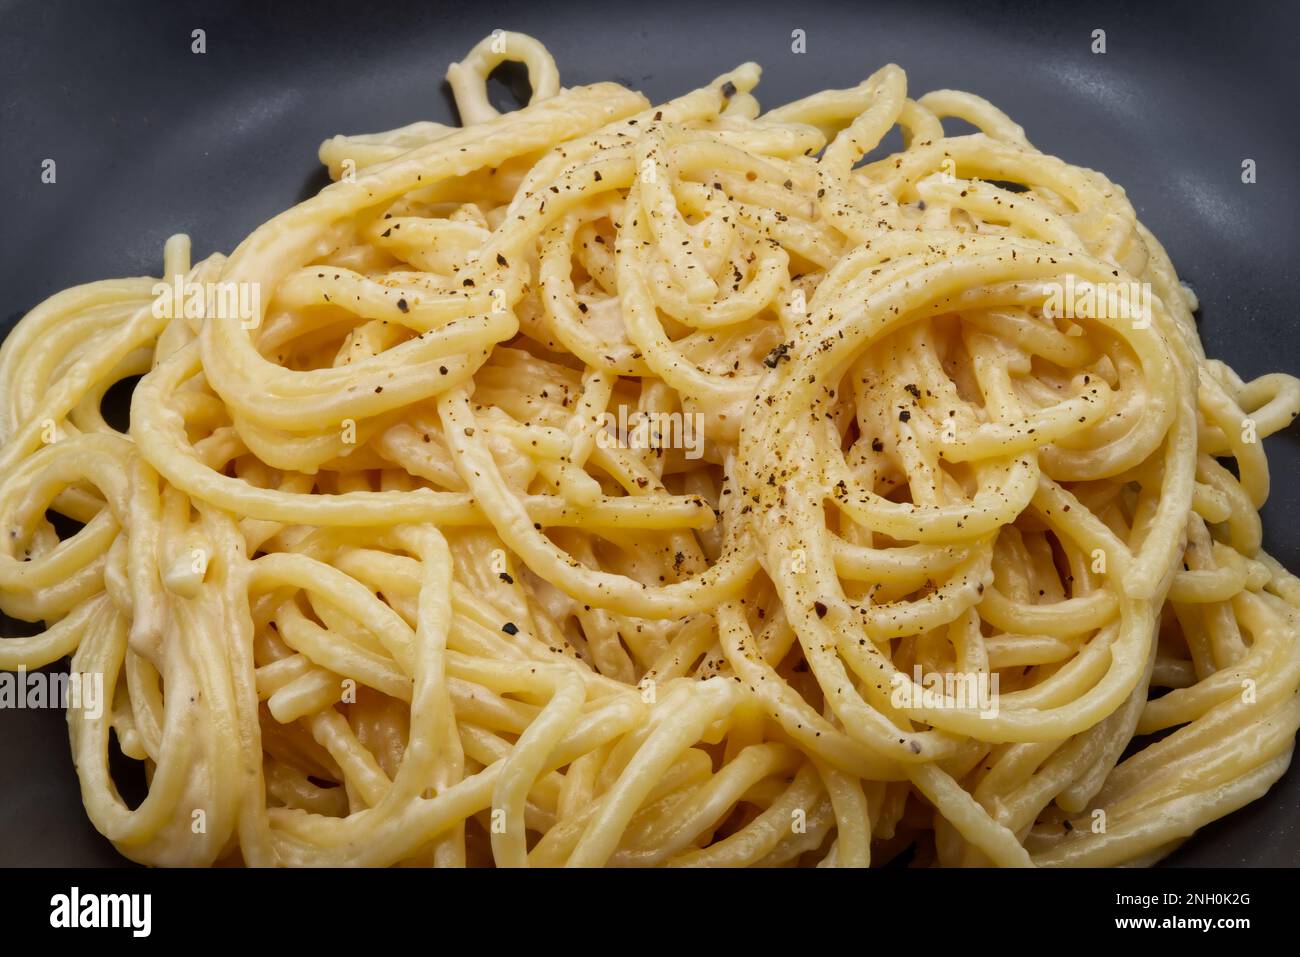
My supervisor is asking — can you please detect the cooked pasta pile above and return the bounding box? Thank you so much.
[2,31,1298,866]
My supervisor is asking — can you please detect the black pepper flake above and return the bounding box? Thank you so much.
[762,342,792,368]
[814,601,828,618]
[498,572,514,584]
[721,80,737,98]
[396,298,408,313]
[501,622,519,635]
[496,253,508,267]
[899,410,911,422]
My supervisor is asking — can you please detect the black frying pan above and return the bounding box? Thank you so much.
[1,0,1297,866]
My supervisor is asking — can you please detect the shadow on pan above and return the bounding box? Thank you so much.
[0,0,1297,866]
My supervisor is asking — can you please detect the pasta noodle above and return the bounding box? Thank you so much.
[2,30,1298,867]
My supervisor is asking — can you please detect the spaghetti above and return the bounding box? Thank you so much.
[2,31,1298,867]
